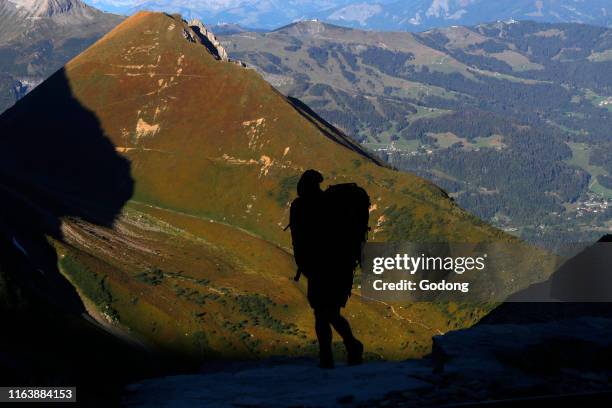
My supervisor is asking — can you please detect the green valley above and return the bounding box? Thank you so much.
[220,20,612,247]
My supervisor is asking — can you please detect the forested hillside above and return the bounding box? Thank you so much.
[221,20,612,246]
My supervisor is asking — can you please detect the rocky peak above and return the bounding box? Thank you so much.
[8,0,90,18]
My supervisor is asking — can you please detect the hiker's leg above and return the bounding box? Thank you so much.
[314,308,334,368]
[328,308,355,343]
[329,308,364,366]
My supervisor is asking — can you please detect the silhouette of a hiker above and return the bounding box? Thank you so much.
[289,169,365,368]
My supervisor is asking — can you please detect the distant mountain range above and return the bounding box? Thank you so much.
[0,0,123,114]
[84,0,612,31]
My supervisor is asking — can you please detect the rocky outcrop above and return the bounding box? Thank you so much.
[432,317,612,375]
[182,28,196,43]
[186,19,247,67]
[188,19,229,62]
[490,234,612,306]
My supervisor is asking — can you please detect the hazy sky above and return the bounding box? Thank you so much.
[82,1,611,30]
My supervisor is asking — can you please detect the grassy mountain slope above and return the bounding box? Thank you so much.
[0,12,549,361]
[220,20,612,246]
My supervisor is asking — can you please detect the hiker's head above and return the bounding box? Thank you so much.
[297,169,323,198]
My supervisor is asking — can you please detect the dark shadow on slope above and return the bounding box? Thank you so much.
[427,236,612,406]
[480,234,612,325]
[0,67,134,231]
[287,96,387,167]
[0,68,153,405]
[0,227,161,407]
[0,67,134,315]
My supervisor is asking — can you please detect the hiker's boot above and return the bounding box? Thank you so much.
[346,338,363,366]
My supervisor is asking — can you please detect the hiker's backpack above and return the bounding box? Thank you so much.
[323,183,371,270]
